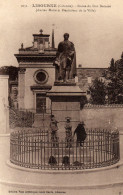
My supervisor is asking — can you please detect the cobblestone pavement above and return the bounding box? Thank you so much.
[0,135,123,195]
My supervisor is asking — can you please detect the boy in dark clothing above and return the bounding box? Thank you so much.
[74,121,87,146]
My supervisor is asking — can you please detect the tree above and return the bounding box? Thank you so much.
[89,78,106,104]
[105,54,123,104]
[0,66,19,80]
[0,66,19,108]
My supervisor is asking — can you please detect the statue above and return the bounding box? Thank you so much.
[21,43,23,49]
[55,33,76,82]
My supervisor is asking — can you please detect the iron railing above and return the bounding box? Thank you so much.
[10,129,120,170]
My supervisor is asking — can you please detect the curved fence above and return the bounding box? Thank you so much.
[10,129,120,170]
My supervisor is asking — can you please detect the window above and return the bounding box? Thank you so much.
[36,94,46,113]
[87,77,92,84]
[34,69,48,84]
[99,77,105,82]
[36,72,46,82]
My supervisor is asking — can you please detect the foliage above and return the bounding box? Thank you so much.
[80,96,88,109]
[89,78,106,105]
[9,109,34,128]
[62,156,70,166]
[105,54,123,104]
[48,156,57,165]
[0,66,19,80]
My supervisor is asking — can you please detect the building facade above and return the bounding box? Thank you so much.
[14,30,106,112]
[15,30,57,113]
[77,66,106,91]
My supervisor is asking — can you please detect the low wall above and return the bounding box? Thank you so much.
[80,105,123,131]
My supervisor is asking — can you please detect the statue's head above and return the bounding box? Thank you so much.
[64,33,69,40]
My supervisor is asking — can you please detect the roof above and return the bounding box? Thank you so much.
[33,34,50,37]
[77,67,108,70]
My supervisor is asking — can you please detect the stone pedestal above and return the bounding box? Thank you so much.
[47,82,86,139]
[0,75,9,134]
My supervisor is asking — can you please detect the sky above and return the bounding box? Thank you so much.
[0,0,123,68]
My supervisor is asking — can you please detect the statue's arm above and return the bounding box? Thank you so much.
[55,43,62,58]
[69,42,75,57]
[58,42,63,53]
[55,43,63,65]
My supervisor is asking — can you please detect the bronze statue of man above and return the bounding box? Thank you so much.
[55,33,76,82]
